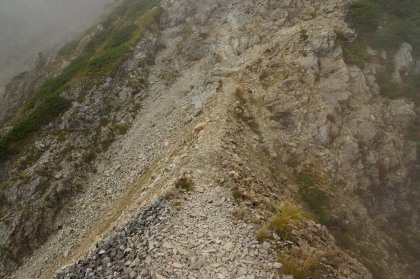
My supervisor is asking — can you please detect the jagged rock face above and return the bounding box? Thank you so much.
[0,70,46,125]
[393,42,415,82]
[226,2,419,278]
[255,30,418,222]
[1,0,419,278]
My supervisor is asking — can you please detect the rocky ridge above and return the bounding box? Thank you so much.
[57,184,281,279]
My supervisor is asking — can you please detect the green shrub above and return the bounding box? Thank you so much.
[24,54,89,111]
[84,28,113,54]
[358,244,385,279]
[404,74,420,105]
[83,150,97,163]
[340,37,368,68]
[382,0,418,18]
[375,14,420,55]
[89,46,129,74]
[0,96,71,161]
[0,142,9,160]
[107,24,138,48]
[398,228,420,259]
[407,123,420,143]
[286,157,300,168]
[346,2,381,35]
[334,231,357,252]
[0,192,10,214]
[376,72,401,99]
[300,29,308,40]
[57,40,80,56]
[296,167,331,225]
[339,0,420,67]
[375,72,404,99]
[344,0,420,60]
[114,123,129,135]
[9,96,70,141]
[376,71,420,104]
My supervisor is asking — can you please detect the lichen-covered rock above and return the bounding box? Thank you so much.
[393,42,414,82]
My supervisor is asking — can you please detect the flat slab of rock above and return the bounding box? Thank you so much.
[171,262,184,269]
[223,242,234,252]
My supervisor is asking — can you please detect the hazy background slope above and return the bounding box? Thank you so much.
[0,0,115,89]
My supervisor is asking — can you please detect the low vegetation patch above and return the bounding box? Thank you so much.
[114,123,130,135]
[232,209,246,220]
[268,202,305,241]
[279,248,319,279]
[333,231,357,254]
[0,96,71,161]
[285,157,299,168]
[256,228,271,243]
[300,29,308,41]
[232,189,247,203]
[255,199,306,243]
[341,0,420,63]
[234,87,263,140]
[296,166,331,225]
[336,31,368,68]
[175,173,193,192]
[57,39,80,56]
[88,46,129,75]
[0,193,10,218]
[107,24,138,48]
[83,150,97,164]
[374,71,420,105]
[358,244,385,279]
[398,227,420,260]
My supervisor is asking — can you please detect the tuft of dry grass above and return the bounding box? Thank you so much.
[175,173,193,192]
[280,248,319,279]
[280,255,318,279]
[173,200,182,210]
[232,189,246,202]
[232,209,246,220]
[268,201,304,241]
[256,229,271,243]
[164,189,178,200]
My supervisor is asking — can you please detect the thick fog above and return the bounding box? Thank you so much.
[0,0,115,88]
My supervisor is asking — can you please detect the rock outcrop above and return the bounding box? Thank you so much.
[393,42,415,82]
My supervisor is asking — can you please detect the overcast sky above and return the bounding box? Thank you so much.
[0,0,115,87]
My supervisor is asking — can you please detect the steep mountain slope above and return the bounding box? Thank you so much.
[0,0,418,278]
